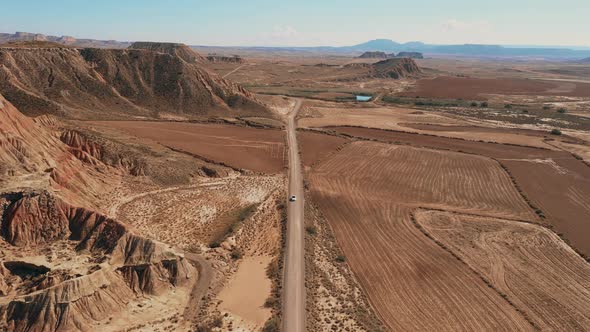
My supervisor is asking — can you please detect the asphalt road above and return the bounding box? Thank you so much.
[283,99,305,332]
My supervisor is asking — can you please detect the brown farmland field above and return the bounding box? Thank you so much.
[399,76,590,99]
[327,126,567,159]
[401,123,566,138]
[322,126,590,257]
[299,106,563,149]
[91,121,286,173]
[502,158,590,255]
[309,141,538,330]
[297,131,349,167]
[416,210,590,330]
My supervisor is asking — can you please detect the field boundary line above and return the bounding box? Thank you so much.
[409,208,540,331]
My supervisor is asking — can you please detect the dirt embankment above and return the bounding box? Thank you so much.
[59,128,231,183]
[0,45,269,119]
[0,94,118,208]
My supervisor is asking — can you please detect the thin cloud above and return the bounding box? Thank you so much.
[442,19,492,31]
[270,25,299,38]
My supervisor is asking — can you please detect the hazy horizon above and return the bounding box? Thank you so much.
[1,0,589,48]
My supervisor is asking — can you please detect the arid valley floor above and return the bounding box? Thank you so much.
[0,40,589,332]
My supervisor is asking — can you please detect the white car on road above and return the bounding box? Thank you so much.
[289,195,297,202]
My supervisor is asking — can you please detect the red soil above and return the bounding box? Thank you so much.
[322,126,590,257]
[310,142,536,331]
[502,158,590,255]
[91,121,286,173]
[328,126,567,159]
[297,131,349,167]
[398,76,590,99]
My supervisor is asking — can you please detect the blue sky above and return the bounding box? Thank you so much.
[1,0,589,47]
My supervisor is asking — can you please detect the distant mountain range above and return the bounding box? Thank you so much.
[275,39,590,59]
[2,32,590,60]
[0,31,130,49]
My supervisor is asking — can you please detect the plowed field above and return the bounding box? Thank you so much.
[398,76,590,99]
[502,158,590,255]
[309,141,538,330]
[416,210,590,330]
[91,121,286,173]
[297,131,348,167]
[321,126,590,257]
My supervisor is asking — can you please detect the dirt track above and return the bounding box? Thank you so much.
[183,253,214,322]
[283,99,305,332]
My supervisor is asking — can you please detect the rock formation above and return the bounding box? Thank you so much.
[358,51,389,59]
[357,51,424,60]
[0,94,116,207]
[0,44,270,119]
[129,41,206,63]
[206,54,245,63]
[371,57,422,79]
[0,31,130,48]
[396,51,424,59]
[0,191,196,331]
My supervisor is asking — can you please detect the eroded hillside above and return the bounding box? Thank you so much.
[0,43,270,119]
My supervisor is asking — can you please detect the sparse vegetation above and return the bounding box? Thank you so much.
[266,258,280,280]
[336,255,346,263]
[230,247,243,260]
[543,105,552,110]
[262,317,280,332]
[305,225,317,235]
[196,315,223,332]
[208,203,259,247]
[470,102,478,107]
[264,295,280,308]
[504,104,512,109]
[557,108,567,114]
[550,128,562,135]
[480,102,488,107]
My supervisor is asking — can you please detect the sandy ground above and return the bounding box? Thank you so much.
[217,256,273,330]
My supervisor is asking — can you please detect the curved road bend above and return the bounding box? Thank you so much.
[283,99,305,332]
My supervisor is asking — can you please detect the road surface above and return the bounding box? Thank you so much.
[222,64,246,79]
[283,99,305,332]
[183,252,214,321]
